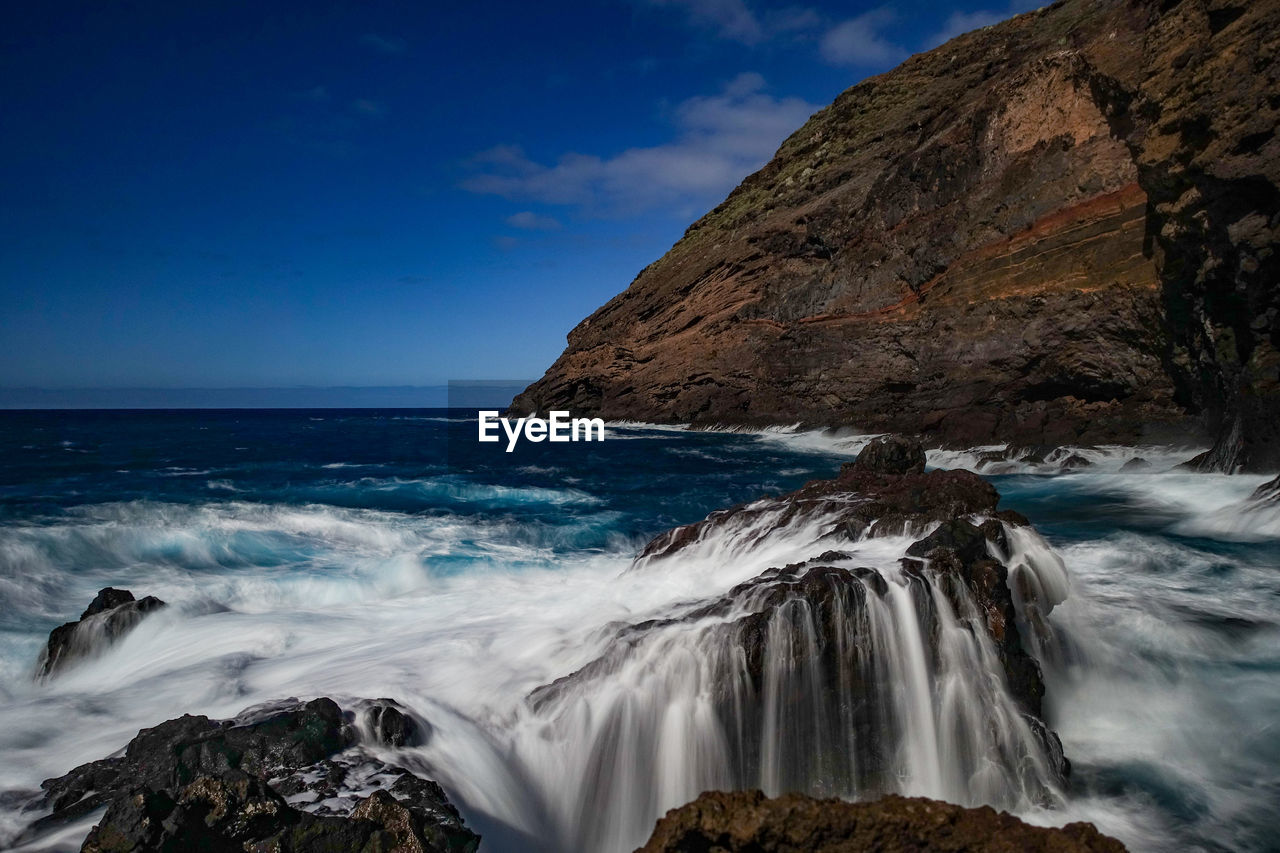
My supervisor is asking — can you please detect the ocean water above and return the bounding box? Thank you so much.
[0,409,1276,852]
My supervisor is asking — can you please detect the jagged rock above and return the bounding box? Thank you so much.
[37,588,167,678]
[20,698,478,853]
[635,791,1127,853]
[81,772,476,853]
[512,0,1280,471]
[360,698,424,748]
[639,445,1007,562]
[1251,474,1280,503]
[843,435,927,475]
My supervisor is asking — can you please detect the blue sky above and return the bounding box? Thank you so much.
[1,0,1034,398]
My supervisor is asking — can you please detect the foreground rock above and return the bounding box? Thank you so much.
[635,791,1127,853]
[37,587,167,678]
[512,0,1280,471]
[21,697,478,852]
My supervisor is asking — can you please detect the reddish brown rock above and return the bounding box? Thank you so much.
[635,791,1127,853]
[513,0,1280,471]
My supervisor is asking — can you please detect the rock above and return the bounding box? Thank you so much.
[1058,454,1093,470]
[511,0,1279,470]
[1251,474,1280,503]
[37,588,167,678]
[357,697,425,747]
[639,459,1004,562]
[81,772,477,853]
[843,435,927,475]
[21,698,478,853]
[1121,457,1152,471]
[635,791,1127,853]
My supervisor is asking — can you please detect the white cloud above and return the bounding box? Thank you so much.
[819,8,905,67]
[359,33,408,54]
[506,211,562,230]
[461,73,818,216]
[643,0,763,44]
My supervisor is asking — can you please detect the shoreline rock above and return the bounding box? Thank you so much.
[19,697,479,853]
[37,587,167,678]
[635,790,1127,852]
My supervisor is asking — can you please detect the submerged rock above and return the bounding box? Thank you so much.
[21,697,478,853]
[635,791,1127,852]
[37,587,167,678]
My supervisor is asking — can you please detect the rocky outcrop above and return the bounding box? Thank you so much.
[17,697,478,853]
[635,790,1127,853]
[37,588,167,678]
[529,438,1070,821]
[512,0,1280,471]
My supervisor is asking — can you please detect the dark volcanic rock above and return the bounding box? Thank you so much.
[512,0,1280,470]
[358,697,426,747]
[640,438,1005,562]
[82,772,476,853]
[844,435,927,475]
[37,588,167,678]
[635,790,1127,853]
[23,698,478,853]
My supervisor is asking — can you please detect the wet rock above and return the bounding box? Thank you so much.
[1121,457,1152,471]
[22,698,478,853]
[636,791,1127,852]
[1059,453,1093,470]
[1251,474,1280,503]
[81,771,477,853]
[842,435,926,475]
[639,456,1002,563]
[360,698,424,748]
[37,588,167,678]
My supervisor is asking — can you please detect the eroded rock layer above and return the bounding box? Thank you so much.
[513,0,1280,469]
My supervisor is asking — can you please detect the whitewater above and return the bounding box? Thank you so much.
[0,410,1276,852]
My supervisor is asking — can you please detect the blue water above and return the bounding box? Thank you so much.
[0,410,1276,852]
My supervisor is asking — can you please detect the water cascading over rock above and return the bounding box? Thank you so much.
[518,438,1074,853]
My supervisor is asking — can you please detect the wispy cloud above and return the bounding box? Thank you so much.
[819,8,905,67]
[461,73,818,217]
[359,33,408,54]
[506,211,562,230]
[351,99,386,117]
[642,0,763,44]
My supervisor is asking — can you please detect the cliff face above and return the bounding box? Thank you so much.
[512,0,1280,470]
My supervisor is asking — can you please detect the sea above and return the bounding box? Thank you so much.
[0,409,1276,852]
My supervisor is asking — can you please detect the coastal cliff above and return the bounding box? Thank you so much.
[512,0,1280,471]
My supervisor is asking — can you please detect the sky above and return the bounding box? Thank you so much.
[0,0,1036,402]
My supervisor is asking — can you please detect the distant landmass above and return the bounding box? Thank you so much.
[0,382,532,410]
